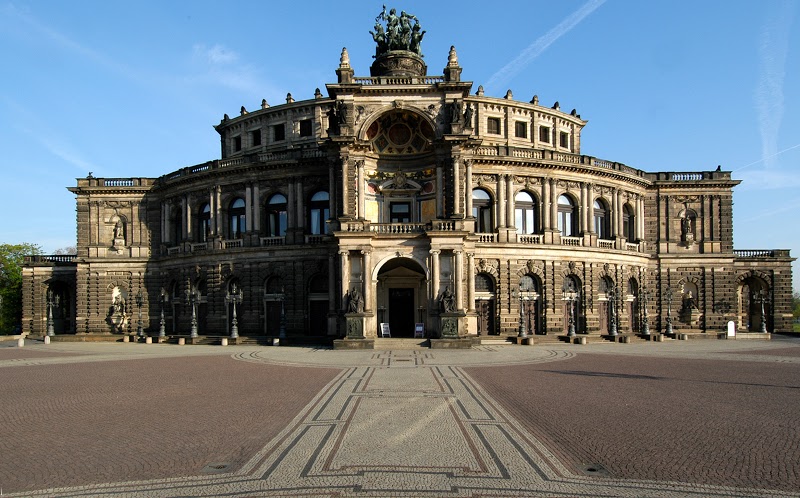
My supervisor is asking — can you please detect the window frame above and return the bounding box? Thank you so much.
[265,193,288,237]
[487,117,502,135]
[514,121,527,139]
[539,126,551,143]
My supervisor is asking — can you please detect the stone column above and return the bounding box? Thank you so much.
[637,196,644,240]
[542,179,551,230]
[215,186,222,237]
[185,196,193,241]
[454,250,463,311]
[296,179,304,231]
[328,253,336,313]
[506,175,515,230]
[357,161,365,220]
[361,249,372,312]
[245,185,252,233]
[436,163,444,218]
[339,250,350,310]
[467,252,475,312]
[341,159,350,217]
[287,179,296,230]
[497,175,506,228]
[181,197,188,240]
[580,183,587,234]
[452,158,461,217]
[465,160,473,218]
[430,249,441,309]
[209,189,216,235]
[253,184,260,232]
[161,202,167,244]
[611,189,619,237]
[586,183,593,233]
[550,179,557,230]
[328,161,337,219]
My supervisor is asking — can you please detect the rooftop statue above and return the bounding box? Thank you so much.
[370,5,425,57]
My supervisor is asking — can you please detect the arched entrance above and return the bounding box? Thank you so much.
[519,274,542,335]
[475,273,497,335]
[376,258,427,338]
[738,276,771,332]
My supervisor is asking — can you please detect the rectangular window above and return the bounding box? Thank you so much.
[299,119,313,137]
[250,129,261,147]
[539,126,550,143]
[560,131,569,148]
[273,123,285,142]
[487,117,501,135]
[514,121,527,138]
[389,202,411,223]
[233,136,242,151]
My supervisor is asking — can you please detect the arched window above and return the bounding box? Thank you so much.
[229,198,246,239]
[623,204,635,242]
[266,194,287,237]
[308,191,330,235]
[594,199,610,239]
[170,205,182,245]
[557,195,577,237]
[198,203,211,242]
[472,188,493,233]
[515,191,537,234]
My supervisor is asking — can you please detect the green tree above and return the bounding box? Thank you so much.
[793,290,800,320]
[0,243,42,334]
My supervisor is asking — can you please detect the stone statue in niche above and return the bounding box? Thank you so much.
[347,288,364,313]
[440,286,456,313]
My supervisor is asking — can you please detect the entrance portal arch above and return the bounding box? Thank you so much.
[375,257,428,338]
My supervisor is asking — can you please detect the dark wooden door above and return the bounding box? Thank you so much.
[389,288,414,337]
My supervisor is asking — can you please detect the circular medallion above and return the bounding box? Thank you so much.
[388,123,412,146]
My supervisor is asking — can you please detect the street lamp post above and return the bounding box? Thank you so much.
[609,284,618,337]
[664,286,674,335]
[753,289,771,333]
[640,285,650,336]
[135,290,144,337]
[185,284,199,338]
[279,287,286,339]
[46,288,59,337]
[158,288,168,337]
[225,283,243,339]
[563,289,579,337]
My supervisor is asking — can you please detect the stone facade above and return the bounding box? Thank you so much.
[22,15,794,341]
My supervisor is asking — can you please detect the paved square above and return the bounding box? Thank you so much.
[1,337,799,496]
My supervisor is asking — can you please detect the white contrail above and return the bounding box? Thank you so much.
[485,0,606,94]
[754,1,795,169]
[734,142,800,172]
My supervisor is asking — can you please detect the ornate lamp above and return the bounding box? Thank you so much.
[135,290,144,337]
[225,283,243,339]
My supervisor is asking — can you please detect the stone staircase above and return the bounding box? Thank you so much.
[373,338,430,350]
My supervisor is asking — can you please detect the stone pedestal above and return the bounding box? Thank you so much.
[439,312,464,339]
[345,313,366,339]
[145,337,152,344]
[220,337,228,346]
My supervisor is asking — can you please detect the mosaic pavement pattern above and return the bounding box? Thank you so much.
[2,339,799,497]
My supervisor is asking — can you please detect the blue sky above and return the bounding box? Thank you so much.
[1,0,797,289]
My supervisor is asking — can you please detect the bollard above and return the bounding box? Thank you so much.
[145,337,152,344]
[178,337,185,345]
[17,337,24,348]
[577,336,587,345]
[44,336,51,345]
[123,335,130,343]
[221,337,228,346]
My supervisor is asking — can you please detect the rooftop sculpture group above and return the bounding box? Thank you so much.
[370,5,426,57]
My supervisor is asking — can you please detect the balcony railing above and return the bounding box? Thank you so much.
[476,233,497,243]
[369,223,426,234]
[561,236,583,247]
[24,255,77,264]
[626,242,640,252]
[260,236,285,246]
[734,249,791,258]
[598,240,614,249]
[190,242,209,252]
[304,234,330,244]
[167,246,182,255]
[518,234,542,244]
[223,239,243,249]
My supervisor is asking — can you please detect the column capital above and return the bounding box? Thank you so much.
[429,249,441,256]
[338,250,349,257]
[360,248,372,256]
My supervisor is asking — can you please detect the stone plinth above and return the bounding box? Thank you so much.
[370,51,427,77]
[439,313,464,339]
[345,313,367,339]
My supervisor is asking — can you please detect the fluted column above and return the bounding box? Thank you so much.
[339,250,350,310]
[185,196,192,240]
[252,184,260,232]
[209,189,216,235]
[452,158,461,216]
[296,180,304,231]
[465,160,473,218]
[497,175,506,228]
[361,249,372,312]
[542,179,551,230]
[215,186,222,237]
[430,250,441,310]
[436,163,444,218]
[454,250,463,311]
[341,159,350,217]
[580,183,588,233]
[506,175,515,230]
[245,185,252,233]
[328,161,337,219]
[328,253,336,314]
[357,160,365,220]
[550,179,557,230]
[611,189,619,237]
[586,184,594,233]
[287,179,296,230]
[467,252,475,312]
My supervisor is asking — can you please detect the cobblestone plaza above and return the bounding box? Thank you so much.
[2,337,799,496]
